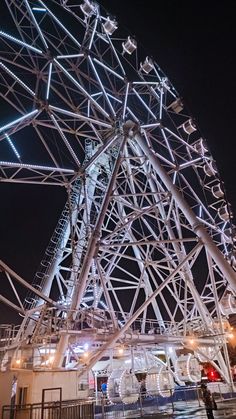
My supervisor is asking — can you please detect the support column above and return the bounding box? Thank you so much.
[136,131,236,290]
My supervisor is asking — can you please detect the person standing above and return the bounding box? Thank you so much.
[200,383,216,419]
[101,381,107,397]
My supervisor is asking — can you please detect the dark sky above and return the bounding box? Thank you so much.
[98,0,236,208]
[0,1,236,323]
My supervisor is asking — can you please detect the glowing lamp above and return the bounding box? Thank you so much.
[118,347,124,355]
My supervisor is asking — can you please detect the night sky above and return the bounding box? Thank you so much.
[0,1,236,323]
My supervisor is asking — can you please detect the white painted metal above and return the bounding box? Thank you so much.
[107,369,140,404]
[0,0,236,394]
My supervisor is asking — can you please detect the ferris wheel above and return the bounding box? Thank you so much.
[0,0,236,385]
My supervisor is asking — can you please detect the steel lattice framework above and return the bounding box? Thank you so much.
[1,0,236,385]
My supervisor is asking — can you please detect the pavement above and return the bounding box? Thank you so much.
[95,399,236,418]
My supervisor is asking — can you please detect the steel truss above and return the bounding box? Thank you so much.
[1,0,236,386]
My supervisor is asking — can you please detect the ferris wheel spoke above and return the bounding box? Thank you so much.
[93,57,124,81]
[0,31,43,55]
[24,0,48,49]
[49,114,81,168]
[54,59,111,119]
[38,0,82,49]
[0,160,74,185]
[49,105,112,129]
[0,108,39,135]
[88,56,116,117]
[0,61,35,97]
[132,88,157,120]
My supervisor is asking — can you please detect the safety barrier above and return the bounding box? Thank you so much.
[1,400,94,419]
[95,384,236,418]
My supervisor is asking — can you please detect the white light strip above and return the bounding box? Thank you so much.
[32,7,46,12]
[0,109,38,133]
[5,134,20,160]
[151,149,175,168]
[150,86,160,102]
[164,126,199,154]
[56,54,84,59]
[141,123,160,129]
[133,88,157,119]
[127,107,139,123]
[88,17,98,50]
[0,31,43,54]
[50,114,80,167]
[91,92,102,97]
[49,105,112,128]
[38,0,81,48]
[133,82,160,85]
[54,59,110,118]
[122,82,129,120]
[93,57,124,80]
[0,61,35,96]
[100,300,108,309]
[87,100,90,118]
[88,56,115,117]
[172,171,177,184]
[179,158,202,170]
[107,93,122,104]
[0,161,74,173]
[46,62,52,100]
[107,36,126,76]
[25,0,48,48]
[153,65,162,82]
[159,88,163,119]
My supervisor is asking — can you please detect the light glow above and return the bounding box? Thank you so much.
[50,104,112,128]
[38,0,81,48]
[0,161,74,173]
[0,62,35,96]
[46,62,52,100]
[88,55,115,116]
[54,60,110,118]
[133,89,157,120]
[5,134,21,160]
[32,7,46,12]
[0,109,38,133]
[0,31,43,54]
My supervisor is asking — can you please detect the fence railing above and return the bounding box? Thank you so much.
[95,384,236,418]
[1,400,94,419]
[2,384,236,419]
